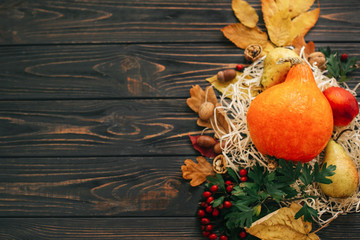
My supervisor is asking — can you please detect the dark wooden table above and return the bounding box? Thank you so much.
[0,0,359,239]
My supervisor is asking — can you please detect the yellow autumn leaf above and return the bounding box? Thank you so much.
[232,0,259,28]
[290,8,320,43]
[246,203,320,240]
[261,0,278,26]
[267,9,292,46]
[221,23,270,50]
[289,0,315,19]
[206,72,258,99]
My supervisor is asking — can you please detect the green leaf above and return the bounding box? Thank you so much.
[212,196,225,208]
[207,173,225,191]
[227,167,240,184]
[248,164,265,186]
[295,203,318,223]
[313,162,336,184]
[299,164,313,186]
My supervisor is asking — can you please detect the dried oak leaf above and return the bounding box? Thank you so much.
[187,85,231,137]
[290,8,320,43]
[181,156,215,187]
[289,0,315,19]
[246,203,319,240]
[221,23,270,51]
[186,85,217,113]
[232,0,259,28]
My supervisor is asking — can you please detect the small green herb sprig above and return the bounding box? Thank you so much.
[319,47,358,82]
[200,159,335,238]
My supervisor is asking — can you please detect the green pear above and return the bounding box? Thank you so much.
[260,47,299,89]
[320,139,359,198]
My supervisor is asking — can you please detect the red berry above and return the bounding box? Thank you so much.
[201,218,210,225]
[206,205,213,213]
[205,224,213,232]
[212,208,219,217]
[198,209,206,218]
[207,196,214,204]
[225,180,232,185]
[201,202,208,208]
[241,176,248,182]
[239,168,248,176]
[219,204,224,209]
[236,64,244,71]
[341,53,348,62]
[203,231,210,237]
[220,235,228,240]
[203,191,212,198]
[224,201,232,208]
[226,185,233,193]
[201,225,205,231]
[210,185,219,193]
[239,231,247,238]
[209,233,218,240]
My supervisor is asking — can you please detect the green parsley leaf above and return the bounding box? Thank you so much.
[313,162,336,184]
[227,167,240,184]
[212,196,225,208]
[295,203,318,223]
[299,164,313,186]
[207,173,225,191]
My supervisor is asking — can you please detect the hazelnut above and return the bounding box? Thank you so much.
[308,52,326,70]
[214,141,226,154]
[198,102,215,120]
[245,44,262,62]
[217,69,236,83]
[196,135,216,148]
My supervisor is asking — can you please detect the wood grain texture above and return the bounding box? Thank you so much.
[0,156,202,216]
[0,99,204,157]
[0,216,360,239]
[0,43,359,100]
[0,0,359,44]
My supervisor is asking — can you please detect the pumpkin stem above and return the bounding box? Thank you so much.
[277,57,303,66]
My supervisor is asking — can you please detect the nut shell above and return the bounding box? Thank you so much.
[198,102,215,120]
[197,135,216,148]
[245,44,262,62]
[212,154,227,174]
[217,69,236,83]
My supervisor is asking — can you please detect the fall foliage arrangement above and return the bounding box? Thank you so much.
[181,0,360,239]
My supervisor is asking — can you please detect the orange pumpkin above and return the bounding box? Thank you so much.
[247,63,333,162]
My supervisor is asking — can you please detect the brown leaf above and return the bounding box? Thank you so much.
[181,156,215,187]
[232,0,259,28]
[246,203,320,240]
[290,8,320,43]
[289,0,315,19]
[292,36,315,59]
[221,23,270,50]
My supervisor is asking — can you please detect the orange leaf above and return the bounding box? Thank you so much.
[290,8,320,43]
[221,23,269,50]
[292,36,315,59]
[181,156,215,187]
[232,0,259,28]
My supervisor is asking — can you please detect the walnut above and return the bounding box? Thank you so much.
[213,154,227,174]
[308,52,326,70]
[245,44,262,62]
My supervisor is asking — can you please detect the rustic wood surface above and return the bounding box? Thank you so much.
[0,0,359,239]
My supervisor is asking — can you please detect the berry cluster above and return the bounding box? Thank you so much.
[197,169,249,239]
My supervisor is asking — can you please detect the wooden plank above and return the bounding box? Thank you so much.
[0,43,359,100]
[0,216,359,239]
[0,156,202,216]
[0,99,204,157]
[0,0,359,44]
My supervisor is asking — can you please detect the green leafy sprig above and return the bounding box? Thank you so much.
[202,159,335,238]
[319,47,358,82]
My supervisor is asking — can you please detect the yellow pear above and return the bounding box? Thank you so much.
[320,140,359,198]
[260,47,299,89]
